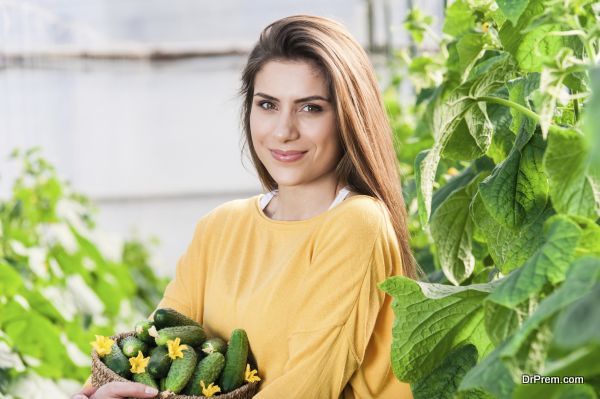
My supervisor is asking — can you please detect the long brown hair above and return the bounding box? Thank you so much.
[238,15,418,279]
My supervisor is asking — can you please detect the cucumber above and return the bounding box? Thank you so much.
[134,320,155,344]
[102,343,131,379]
[153,308,201,329]
[155,326,206,347]
[133,371,159,389]
[159,377,167,392]
[164,346,198,394]
[201,337,227,355]
[148,345,172,379]
[219,329,249,393]
[119,336,149,358]
[182,352,225,395]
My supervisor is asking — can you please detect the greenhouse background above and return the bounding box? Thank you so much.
[0,0,445,277]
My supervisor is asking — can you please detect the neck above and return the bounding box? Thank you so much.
[268,173,345,221]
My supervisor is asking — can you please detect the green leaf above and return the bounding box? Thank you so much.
[497,0,530,25]
[584,68,600,182]
[570,216,600,258]
[443,0,476,37]
[499,257,600,386]
[458,342,516,398]
[418,56,516,224]
[471,193,552,274]
[412,344,479,399]
[378,276,498,383]
[456,33,486,80]
[545,128,600,220]
[499,0,545,56]
[516,24,564,72]
[431,173,485,285]
[486,100,515,164]
[479,126,548,228]
[0,260,24,297]
[507,74,539,134]
[483,300,520,346]
[431,165,479,216]
[487,215,581,308]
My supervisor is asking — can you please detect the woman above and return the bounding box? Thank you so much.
[73,14,416,399]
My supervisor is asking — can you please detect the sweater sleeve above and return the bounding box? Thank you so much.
[254,207,399,398]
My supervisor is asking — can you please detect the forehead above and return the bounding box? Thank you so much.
[253,59,328,97]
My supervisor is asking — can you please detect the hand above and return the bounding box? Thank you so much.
[71,385,97,399]
[74,381,159,399]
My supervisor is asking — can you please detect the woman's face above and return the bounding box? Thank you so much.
[250,59,342,189]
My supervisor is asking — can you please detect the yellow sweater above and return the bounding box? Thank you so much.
[155,193,412,398]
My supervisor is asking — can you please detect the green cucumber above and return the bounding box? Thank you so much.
[159,377,167,392]
[219,329,249,393]
[164,346,198,394]
[133,371,159,389]
[201,337,227,355]
[153,308,201,329]
[155,325,206,347]
[102,343,131,379]
[147,345,172,379]
[119,336,149,358]
[182,352,225,395]
[134,320,155,344]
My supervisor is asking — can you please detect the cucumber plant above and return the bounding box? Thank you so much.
[381,1,600,398]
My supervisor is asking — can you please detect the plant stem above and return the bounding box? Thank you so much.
[476,96,540,122]
[475,96,566,134]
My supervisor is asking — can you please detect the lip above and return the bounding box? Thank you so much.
[270,150,307,162]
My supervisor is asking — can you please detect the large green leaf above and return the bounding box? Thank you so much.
[431,173,485,285]
[471,193,552,274]
[487,215,581,309]
[479,126,548,229]
[544,128,600,220]
[412,344,479,399]
[378,276,498,383]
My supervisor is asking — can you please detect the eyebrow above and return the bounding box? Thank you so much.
[254,92,330,103]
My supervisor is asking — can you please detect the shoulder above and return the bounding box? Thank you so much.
[191,195,258,233]
[324,194,390,236]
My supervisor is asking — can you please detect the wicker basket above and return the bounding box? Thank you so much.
[91,331,260,399]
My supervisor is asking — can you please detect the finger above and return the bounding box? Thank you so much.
[72,395,88,399]
[80,386,98,396]
[104,381,159,397]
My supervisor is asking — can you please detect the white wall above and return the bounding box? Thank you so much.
[0,0,445,276]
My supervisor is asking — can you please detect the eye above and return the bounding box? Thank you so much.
[258,101,275,110]
[302,104,322,113]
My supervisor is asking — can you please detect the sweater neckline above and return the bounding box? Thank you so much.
[253,192,369,226]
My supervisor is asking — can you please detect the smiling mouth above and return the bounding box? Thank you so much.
[270,150,307,162]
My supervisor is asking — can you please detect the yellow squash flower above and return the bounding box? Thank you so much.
[200,381,221,397]
[245,363,261,383]
[167,337,188,360]
[129,351,150,374]
[90,335,114,357]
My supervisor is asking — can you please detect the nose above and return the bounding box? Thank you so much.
[273,109,299,141]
